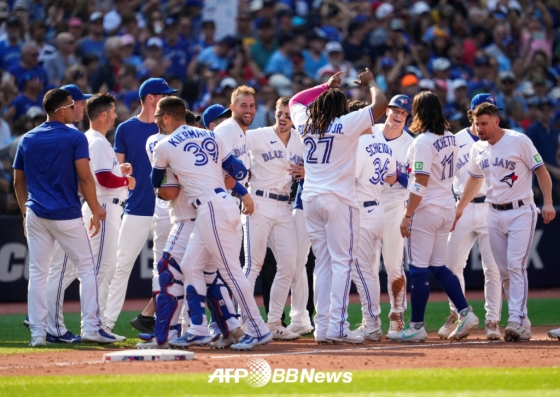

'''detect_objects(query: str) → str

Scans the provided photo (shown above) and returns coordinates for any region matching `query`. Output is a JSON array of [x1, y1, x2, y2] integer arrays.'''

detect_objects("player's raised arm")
[[288, 71, 344, 108], [353, 68, 388, 121]]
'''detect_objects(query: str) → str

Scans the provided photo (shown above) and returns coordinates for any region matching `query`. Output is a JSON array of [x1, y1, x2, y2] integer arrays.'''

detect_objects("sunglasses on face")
[[54, 100, 75, 113], [154, 112, 170, 118]]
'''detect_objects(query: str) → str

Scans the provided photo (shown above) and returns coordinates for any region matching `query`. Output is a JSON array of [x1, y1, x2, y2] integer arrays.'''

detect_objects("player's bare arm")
[[116, 152, 125, 164], [452, 175, 484, 231], [76, 158, 106, 237], [399, 173, 429, 238], [533, 165, 556, 224], [13, 169, 28, 236], [352, 68, 388, 121]]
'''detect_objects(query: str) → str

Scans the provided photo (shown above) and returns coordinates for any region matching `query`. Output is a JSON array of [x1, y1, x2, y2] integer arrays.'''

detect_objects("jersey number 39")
[[304, 136, 334, 164], [184, 138, 219, 166]]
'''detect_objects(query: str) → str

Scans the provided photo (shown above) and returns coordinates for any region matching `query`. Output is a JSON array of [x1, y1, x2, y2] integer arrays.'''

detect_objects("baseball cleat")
[[485, 320, 501, 340], [448, 309, 479, 340], [82, 328, 118, 344], [355, 319, 383, 341], [326, 330, 365, 344], [46, 331, 81, 344], [130, 315, 155, 334], [286, 323, 315, 336], [136, 337, 169, 349], [267, 321, 300, 341], [102, 325, 126, 342], [504, 322, 532, 341], [168, 333, 213, 349], [29, 336, 47, 347], [208, 322, 222, 342], [23, 316, 30, 330], [548, 328, 560, 340], [211, 326, 245, 349], [230, 332, 273, 351], [438, 311, 459, 339], [315, 339, 335, 345], [386, 323, 427, 343], [387, 312, 404, 338]]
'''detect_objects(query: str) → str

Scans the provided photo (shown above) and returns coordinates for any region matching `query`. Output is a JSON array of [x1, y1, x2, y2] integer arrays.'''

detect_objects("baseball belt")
[[112, 198, 126, 209], [363, 201, 379, 208], [491, 200, 524, 211], [255, 190, 290, 201]]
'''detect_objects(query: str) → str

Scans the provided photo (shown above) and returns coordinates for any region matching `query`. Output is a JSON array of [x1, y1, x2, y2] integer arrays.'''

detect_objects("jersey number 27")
[[304, 136, 334, 164]]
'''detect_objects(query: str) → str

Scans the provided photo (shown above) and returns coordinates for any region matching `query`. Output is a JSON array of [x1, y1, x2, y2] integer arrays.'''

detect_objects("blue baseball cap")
[[388, 94, 412, 115], [138, 78, 178, 98], [202, 104, 231, 128], [60, 84, 92, 101], [470, 93, 503, 110]]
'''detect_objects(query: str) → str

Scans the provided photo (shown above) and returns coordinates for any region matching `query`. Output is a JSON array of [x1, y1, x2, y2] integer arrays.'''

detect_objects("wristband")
[[408, 182, 426, 197]]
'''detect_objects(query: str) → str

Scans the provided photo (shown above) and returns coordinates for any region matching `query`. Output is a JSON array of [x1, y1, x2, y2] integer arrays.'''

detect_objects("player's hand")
[[22, 217, 27, 237], [400, 216, 411, 238], [241, 193, 254, 216], [353, 68, 375, 87], [97, 203, 107, 221], [288, 163, 305, 180], [89, 214, 101, 238], [541, 203, 556, 224], [127, 176, 136, 190], [326, 71, 344, 89], [451, 206, 464, 232], [120, 162, 133, 175]]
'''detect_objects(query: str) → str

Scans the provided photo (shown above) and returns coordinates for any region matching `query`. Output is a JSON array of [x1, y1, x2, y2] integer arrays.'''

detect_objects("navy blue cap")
[[202, 104, 231, 128], [388, 94, 412, 115], [60, 84, 92, 101], [138, 78, 178, 98], [470, 93, 503, 110]]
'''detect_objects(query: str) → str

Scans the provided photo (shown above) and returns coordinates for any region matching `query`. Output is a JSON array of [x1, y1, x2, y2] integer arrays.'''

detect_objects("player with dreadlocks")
[[290, 69, 387, 344]]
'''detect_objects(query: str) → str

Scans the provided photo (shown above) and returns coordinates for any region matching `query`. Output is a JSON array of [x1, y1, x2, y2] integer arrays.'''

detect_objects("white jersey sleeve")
[[214, 118, 249, 184], [467, 142, 485, 178], [518, 133, 545, 172], [453, 128, 487, 197], [355, 134, 396, 203], [338, 106, 375, 137]]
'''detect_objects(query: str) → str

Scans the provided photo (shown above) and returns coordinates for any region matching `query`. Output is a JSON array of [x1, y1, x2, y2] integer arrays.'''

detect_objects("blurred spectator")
[[162, 17, 194, 82], [117, 65, 140, 93], [3, 71, 44, 124], [90, 36, 122, 93], [103, 0, 145, 36], [7, 43, 48, 90], [342, 20, 369, 63], [62, 64, 90, 94], [121, 35, 143, 67], [0, 16, 23, 71], [265, 33, 295, 78], [0, 91, 11, 147], [78, 12, 106, 60], [197, 36, 233, 72], [43, 32, 78, 86], [198, 20, 216, 50], [302, 30, 328, 80], [315, 41, 357, 82], [251, 18, 276, 72], [68, 17, 83, 40]]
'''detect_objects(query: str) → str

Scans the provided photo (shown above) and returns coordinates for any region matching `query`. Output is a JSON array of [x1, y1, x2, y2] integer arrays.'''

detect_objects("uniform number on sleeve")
[[304, 136, 334, 164], [183, 137, 219, 166]]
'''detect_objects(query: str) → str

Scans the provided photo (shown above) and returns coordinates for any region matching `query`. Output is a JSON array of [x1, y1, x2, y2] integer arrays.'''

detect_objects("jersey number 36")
[[184, 138, 219, 166]]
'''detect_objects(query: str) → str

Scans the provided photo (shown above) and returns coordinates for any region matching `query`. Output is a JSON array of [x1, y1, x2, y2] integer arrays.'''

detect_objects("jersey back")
[[355, 133, 396, 203], [453, 128, 487, 198]]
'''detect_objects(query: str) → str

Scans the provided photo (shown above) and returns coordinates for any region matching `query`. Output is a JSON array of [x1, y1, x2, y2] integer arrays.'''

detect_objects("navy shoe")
[[138, 332, 153, 342], [46, 331, 82, 344], [23, 316, 30, 330]]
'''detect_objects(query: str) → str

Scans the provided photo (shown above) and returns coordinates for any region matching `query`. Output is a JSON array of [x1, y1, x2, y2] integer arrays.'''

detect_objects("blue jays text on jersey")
[[457, 153, 469, 171], [233, 144, 247, 158], [479, 157, 516, 171], [433, 135, 457, 152]]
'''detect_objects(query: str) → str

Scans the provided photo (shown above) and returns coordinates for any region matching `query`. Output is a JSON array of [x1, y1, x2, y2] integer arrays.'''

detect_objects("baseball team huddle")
[[13, 67, 560, 351]]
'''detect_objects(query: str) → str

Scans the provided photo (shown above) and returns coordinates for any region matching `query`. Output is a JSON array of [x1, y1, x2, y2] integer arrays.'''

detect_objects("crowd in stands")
[[1, 0, 560, 213]]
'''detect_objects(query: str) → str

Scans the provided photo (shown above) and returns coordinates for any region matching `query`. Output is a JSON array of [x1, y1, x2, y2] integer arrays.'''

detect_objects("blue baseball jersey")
[[163, 37, 193, 82], [13, 121, 89, 220], [7, 64, 49, 88], [0, 40, 21, 70], [113, 116, 158, 216], [10, 94, 44, 121]]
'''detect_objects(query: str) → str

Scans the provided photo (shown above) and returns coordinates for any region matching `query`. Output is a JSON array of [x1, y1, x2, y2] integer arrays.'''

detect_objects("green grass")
[[0, 368, 559, 396], [1, 298, 559, 354]]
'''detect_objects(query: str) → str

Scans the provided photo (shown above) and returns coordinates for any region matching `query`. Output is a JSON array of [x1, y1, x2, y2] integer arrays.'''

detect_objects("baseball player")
[[103, 78, 178, 334], [44, 94, 135, 343], [289, 69, 388, 344], [371, 96, 414, 336], [389, 91, 479, 343], [150, 97, 271, 350], [203, 104, 232, 131], [346, 100, 397, 340], [242, 96, 303, 341], [438, 94, 504, 340], [13, 88, 115, 346], [456, 102, 555, 341]]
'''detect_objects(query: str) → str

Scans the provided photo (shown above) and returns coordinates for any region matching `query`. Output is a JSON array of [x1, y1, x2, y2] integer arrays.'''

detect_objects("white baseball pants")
[[446, 202, 502, 321], [288, 208, 313, 328], [182, 191, 268, 338], [352, 205, 384, 328], [104, 214, 153, 329], [379, 201, 407, 314], [304, 194, 359, 340], [26, 209, 100, 338], [151, 201, 173, 293], [487, 204, 536, 324], [46, 199, 123, 335], [242, 195, 297, 323]]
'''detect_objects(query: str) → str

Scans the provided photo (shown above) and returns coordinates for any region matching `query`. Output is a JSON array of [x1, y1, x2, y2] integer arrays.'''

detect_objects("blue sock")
[[428, 266, 468, 313], [409, 265, 430, 323]]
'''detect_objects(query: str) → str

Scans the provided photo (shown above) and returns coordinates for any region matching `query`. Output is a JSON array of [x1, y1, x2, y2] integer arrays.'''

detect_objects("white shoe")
[[438, 311, 459, 339], [82, 328, 118, 344], [286, 323, 315, 336], [210, 327, 245, 349], [386, 323, 427, 343], [548, 328, 560, 340], [505, 322, 532, 341], [485, 320, 501, 340], [267, 321, 300, 341], [355, 319, 383, 341], [326, 330, 364, 344], [448, 308, 479, 340], [102, 325, 126, 342], [387, 312, 404, 338], [137, 337, 169, 349], [29, 336, 46, 347]]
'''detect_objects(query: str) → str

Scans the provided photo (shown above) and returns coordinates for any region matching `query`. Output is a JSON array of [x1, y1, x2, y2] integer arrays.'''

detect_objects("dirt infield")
[[1, 327, 559, 377]]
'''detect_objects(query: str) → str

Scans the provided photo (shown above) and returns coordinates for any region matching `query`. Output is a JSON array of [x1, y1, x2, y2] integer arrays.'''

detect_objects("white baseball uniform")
[[152, 125, 269, 338], [242, 126, 303, 324], [353, 133, 396, 328], [291, 103, 375, 340], [214, 118, 250, 188], [46, 129, 128, 336], [467, 129, 543, 324], [446, 128, 502, 321], [374, 124, 413, 315], [406, 131, 459, 268]]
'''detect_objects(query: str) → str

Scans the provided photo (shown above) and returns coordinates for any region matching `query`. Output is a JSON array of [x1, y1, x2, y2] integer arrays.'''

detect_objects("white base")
[[103, 349, 195, 362]]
